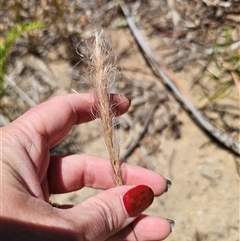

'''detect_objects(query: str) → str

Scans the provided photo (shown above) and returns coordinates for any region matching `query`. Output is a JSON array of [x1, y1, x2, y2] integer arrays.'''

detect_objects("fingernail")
[[165, 179, 172, 192], [59, 204, 74, 209], [50, 202, 74, 209], [122, 185, 154, 217], [167, 218, 175, 232]]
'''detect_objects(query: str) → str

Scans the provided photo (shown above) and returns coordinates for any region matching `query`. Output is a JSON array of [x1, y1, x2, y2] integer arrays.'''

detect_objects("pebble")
[[198, 164, 218, 179]]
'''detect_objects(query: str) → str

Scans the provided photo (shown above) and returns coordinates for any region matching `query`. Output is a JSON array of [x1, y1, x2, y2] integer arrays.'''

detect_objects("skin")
[[1, 93, 171, 241]]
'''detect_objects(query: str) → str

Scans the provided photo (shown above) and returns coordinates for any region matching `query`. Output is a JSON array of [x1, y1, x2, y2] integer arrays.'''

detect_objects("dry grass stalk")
[[89, 30, 122, 186], [86, 30, 139, 240]]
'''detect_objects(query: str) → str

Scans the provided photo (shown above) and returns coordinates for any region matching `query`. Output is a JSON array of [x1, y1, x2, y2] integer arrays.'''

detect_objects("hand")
[[1, 93, 173, 241]]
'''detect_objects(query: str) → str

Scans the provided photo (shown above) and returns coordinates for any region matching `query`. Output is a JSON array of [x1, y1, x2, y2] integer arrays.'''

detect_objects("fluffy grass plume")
[[78, 29, 138, 241], [88, 30, 123, 186]]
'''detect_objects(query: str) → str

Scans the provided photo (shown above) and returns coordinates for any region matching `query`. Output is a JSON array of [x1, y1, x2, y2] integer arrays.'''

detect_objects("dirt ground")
[[2, 1, 239, 241], [50, 27, 239, 241]]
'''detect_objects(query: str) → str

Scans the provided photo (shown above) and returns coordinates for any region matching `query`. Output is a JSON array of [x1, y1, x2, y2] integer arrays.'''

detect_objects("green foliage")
[[0, 21, 45, 98], [204, 27, 239, 103], [225, 27, 233, 46]]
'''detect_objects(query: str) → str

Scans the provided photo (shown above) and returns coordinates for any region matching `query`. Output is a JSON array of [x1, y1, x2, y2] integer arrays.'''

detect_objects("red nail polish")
[[122, 185, 154, 217]]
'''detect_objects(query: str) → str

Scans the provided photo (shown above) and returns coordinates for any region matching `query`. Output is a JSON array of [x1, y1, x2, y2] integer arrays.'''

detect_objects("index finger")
[[11, 93, 130, 147]]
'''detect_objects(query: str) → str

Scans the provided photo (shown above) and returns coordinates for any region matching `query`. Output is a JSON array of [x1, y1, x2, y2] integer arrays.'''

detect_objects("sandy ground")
[[50, 107, 239, 241], [49, 29, 239, 241], [2, 1, 239, 240]]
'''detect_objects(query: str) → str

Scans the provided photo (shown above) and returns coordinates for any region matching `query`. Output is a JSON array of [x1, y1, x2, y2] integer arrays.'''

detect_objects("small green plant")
[[203, 27, 239, 103], [0, 21, 45, 98]]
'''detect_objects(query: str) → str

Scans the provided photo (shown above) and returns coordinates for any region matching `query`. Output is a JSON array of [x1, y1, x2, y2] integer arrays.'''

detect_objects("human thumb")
[[68, 185, 154, 241]]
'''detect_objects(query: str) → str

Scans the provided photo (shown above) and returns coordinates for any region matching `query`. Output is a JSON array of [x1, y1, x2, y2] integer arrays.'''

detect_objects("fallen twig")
[[120, 101, 160, 161], [120, 2, 240, 156], [4, 75, 37, 108], [140, 145, 155, 170]]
